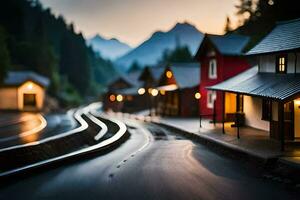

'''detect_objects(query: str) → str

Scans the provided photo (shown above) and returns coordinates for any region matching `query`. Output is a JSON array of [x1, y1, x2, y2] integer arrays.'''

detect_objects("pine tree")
[[0, 27, 10, 83]]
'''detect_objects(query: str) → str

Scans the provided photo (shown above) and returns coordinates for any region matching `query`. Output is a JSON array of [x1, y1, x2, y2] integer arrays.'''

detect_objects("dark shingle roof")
[[208, 34, 250, 56], [169, 63, 200, 89], [247, 18, 300, 55], [195, 34, 250, 57], [3, 71, 50, 87], [208, 66, 300, 101]]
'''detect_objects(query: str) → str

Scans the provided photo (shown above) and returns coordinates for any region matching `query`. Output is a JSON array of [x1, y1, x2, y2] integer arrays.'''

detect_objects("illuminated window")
[[207, 91, 217, 109], [208, 59, 217, 79], [276, 55, 287, 74], [109, 94, 116, 102], [166, 70, 173, 78]]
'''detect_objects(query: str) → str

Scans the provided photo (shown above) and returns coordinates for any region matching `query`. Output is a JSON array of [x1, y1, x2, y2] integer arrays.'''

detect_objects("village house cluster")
[[104, 18, 300, 151]]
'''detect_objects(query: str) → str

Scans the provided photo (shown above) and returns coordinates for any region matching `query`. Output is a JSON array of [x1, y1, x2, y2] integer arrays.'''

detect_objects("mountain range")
[[115, 22, 204, 72], [87, 35, 132, 60]]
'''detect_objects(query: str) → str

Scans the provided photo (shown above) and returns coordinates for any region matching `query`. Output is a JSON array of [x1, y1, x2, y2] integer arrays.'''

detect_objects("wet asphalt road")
[[0, 119, 298, 200], [0, 112, 77, 149]]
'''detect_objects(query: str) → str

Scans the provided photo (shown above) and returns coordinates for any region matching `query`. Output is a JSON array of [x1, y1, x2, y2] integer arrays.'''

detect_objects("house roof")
[[208, 66, 300, 102], [247, 18, 300, 55], [195, 33, 250, 57], [168, 63, 200, 89], [3, 71, 50, 87], [110, 70, 142, 89]]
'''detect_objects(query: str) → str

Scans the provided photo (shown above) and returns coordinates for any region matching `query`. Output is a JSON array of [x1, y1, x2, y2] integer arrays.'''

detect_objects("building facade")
[[195, 34, 251, 121], [156, 63, 200, 117], [208, 19, 300, 150]]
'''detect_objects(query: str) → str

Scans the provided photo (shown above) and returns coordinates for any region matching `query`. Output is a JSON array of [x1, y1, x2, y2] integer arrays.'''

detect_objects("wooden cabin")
[[0, 71, 49, 111], [156, 63, 200, 117]]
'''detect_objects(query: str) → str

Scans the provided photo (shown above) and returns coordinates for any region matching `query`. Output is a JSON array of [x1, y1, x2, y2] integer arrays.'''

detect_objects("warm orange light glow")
[[109, 94, 116, 102], [195, 92, 201, 100], [116, 94, 123, 102], [148, 88, 153, 94], [166, 70, 173, 78], [160, 90, 166, 95], [27, 83, 34, 90], [294, 99, 300, 105], [151, 89, 159, 96], [138, 88, 146, 95], [20, 114, 47, 144], [127, 95, 133, 101]]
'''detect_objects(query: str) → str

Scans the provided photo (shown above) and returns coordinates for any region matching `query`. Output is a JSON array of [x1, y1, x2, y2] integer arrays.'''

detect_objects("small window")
[[208, 59, 217, 79], [207, 91, 217, 109], [262, 99, 272, 120], [276, 55, 287, 74]]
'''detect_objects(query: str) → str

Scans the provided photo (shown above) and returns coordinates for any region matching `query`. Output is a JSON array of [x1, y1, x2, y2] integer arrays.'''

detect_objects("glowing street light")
[[116, 94, 123, 102], [195, 92, 202, 129], [138, 88, 146, 95], [151, 89, 159, 97], [109, 94, 116, 102], [195, 92, 201, 100]]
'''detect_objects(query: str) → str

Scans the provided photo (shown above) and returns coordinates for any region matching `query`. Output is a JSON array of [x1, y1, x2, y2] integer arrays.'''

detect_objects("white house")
[[208, 18, 300, 150]]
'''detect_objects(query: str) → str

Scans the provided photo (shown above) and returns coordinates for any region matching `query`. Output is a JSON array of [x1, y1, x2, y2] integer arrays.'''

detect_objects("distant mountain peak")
[[170, 22, 198, 32], [115, 22, 204, 71], [87, 34, 132, 60]]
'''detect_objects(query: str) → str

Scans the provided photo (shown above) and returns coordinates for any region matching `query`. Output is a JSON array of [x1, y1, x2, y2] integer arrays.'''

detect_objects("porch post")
[[222, 92, 225, 134], [213, 100, 216, 126], [278, 101, 285, 151]]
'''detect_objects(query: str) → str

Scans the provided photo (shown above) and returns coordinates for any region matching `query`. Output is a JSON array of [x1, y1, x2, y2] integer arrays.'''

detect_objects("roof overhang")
[[207, 67, 300, 103]]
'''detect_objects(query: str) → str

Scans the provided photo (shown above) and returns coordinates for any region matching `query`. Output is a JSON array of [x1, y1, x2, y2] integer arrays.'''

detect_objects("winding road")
[[0, 116, 298, 200]]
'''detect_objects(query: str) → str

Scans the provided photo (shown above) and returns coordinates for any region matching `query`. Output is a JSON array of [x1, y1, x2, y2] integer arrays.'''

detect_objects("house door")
[[23, 93, 37, 108], [294, 100, 300, 138]]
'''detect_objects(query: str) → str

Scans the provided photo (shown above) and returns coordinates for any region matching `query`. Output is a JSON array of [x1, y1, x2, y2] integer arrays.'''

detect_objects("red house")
[[195, 34, 251, 121]]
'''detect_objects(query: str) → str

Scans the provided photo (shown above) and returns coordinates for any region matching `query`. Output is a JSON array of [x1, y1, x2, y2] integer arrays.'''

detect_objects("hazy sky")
[[40, 0, 239, 47]]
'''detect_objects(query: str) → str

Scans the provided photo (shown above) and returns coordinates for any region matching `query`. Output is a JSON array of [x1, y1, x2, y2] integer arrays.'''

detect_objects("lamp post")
[[195, 92, 202, 129]]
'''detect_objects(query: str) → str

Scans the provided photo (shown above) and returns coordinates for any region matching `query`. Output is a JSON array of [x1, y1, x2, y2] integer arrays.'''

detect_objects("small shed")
[[0, 71, 50, 111]]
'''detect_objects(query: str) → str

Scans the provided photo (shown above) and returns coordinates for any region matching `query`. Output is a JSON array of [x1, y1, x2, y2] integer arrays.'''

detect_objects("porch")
[[153, 116, 300, 159]]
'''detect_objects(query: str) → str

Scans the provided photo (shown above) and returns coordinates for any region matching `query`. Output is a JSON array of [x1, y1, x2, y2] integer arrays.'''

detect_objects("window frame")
[[276, 55, 287, 74], [207, 91, 217, 109], [208, 59, 217, 79]]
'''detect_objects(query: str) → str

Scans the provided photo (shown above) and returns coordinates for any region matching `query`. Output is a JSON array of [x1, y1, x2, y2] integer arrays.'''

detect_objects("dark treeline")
[[0, 0, 116, 105], [227, 0, 300, 49]]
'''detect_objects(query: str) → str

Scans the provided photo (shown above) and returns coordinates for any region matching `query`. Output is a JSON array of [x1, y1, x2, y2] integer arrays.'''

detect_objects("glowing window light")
[[160, 90, 166, 95], [151, 89, 159, 97], [138, 88, 146, 95], [195, 92, 201, 100], [109, 94, 116, 102], [166, 70, 173, 78], [116, 94, 123, 102]]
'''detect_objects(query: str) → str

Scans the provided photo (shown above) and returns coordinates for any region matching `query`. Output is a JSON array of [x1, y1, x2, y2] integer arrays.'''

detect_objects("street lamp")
[[138, 87, 146, 95], [195, 92, 202, 129], [116, 94, 123, 102]]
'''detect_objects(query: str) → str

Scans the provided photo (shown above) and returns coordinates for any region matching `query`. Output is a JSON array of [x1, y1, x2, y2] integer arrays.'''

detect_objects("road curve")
[[0, 117, 298, 200]]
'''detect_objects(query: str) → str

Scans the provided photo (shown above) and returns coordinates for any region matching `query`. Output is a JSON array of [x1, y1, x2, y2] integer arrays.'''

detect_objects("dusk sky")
[[40, 0, 239, 47]]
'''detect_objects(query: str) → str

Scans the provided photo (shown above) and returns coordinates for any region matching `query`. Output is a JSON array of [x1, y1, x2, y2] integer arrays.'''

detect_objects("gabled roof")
[[109, 70, 142, 89], [168, 63, 200, 89], [195, 33, 250, 57], [3, 71, 50, 87], [208, 66, 300, 102], [139, 65, 165, 82], [247, 18, 300, 55]]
